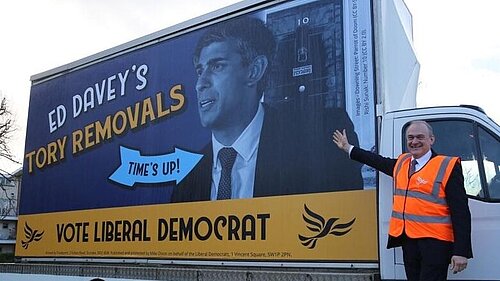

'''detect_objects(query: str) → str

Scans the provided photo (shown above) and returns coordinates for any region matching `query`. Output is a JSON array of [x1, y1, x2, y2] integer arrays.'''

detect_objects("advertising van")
[[1, 0, 498, 280]]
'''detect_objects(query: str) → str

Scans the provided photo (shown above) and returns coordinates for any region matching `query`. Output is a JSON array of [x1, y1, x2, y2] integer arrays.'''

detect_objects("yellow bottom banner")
[[17, 190, 377, 261]]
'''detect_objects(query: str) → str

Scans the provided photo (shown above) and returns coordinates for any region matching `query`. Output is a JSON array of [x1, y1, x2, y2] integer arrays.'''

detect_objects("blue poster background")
[[22, 29, 210, 214], [21, 0, 376, 215]]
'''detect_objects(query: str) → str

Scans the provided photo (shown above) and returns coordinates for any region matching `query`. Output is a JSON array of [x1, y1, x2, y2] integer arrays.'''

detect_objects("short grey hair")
[[406, 120, 434, 137]]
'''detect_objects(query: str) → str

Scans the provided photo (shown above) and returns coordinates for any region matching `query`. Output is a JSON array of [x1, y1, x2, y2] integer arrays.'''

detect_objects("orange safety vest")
[[388, 153, 459, 242]]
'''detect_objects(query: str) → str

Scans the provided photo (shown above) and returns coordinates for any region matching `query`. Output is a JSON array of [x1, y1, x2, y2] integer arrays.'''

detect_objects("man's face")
[[194, 41, 253, 130], [406, 122, 435, 159]]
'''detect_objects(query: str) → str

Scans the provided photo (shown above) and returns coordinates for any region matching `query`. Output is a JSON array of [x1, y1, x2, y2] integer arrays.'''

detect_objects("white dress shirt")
[[411, 149, 432, 172], [210, 103, 264, 200]]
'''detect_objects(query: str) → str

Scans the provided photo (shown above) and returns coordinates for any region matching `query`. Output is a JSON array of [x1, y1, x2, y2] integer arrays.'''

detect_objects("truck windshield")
[[404, 120, 500, 201]]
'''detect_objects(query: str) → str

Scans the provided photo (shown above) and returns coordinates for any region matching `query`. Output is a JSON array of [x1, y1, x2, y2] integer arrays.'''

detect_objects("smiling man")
[[333, 121, 473, 281], [171, 16, 363, 202]]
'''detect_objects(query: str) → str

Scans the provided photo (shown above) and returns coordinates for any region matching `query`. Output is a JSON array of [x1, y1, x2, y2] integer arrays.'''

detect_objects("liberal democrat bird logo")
[[21, 222, 44, 249], [298, 204, 356, 249]]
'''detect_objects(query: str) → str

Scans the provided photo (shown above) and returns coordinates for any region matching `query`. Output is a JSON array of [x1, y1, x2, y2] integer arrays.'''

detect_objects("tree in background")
[[0, 97, 16, 164], [0, 97, 18, 219]]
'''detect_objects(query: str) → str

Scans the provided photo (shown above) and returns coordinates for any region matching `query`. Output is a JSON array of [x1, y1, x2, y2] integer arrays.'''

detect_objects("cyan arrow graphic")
[[109, 146, 203, 187]]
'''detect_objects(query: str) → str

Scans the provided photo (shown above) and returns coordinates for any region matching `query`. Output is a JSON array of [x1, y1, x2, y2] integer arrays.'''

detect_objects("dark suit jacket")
[[171, 103, 363, 202], [350, 147, 473, 258]]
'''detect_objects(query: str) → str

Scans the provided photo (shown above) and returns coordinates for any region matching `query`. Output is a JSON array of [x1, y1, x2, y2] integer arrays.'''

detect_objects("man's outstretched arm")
[[332, 129, 396, 176]]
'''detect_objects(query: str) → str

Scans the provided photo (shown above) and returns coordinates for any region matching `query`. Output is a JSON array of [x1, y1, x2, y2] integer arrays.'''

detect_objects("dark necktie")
[[409, 159, 418, 176], [217, 147, 237, 200]]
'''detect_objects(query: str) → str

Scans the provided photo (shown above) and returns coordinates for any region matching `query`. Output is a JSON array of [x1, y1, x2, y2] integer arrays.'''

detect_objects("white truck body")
[[1, 0, 499, 280]]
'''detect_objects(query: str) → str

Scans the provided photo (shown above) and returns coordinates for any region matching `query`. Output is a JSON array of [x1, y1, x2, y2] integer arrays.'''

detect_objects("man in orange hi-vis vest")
[[333, 120, 472, 281]]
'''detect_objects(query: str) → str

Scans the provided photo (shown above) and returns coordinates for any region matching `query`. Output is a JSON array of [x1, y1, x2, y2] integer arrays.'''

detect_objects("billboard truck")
[[1, 0, 499, 280]]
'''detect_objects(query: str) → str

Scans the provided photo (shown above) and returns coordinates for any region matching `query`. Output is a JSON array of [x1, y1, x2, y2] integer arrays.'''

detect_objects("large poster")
[[18, 0, 376, 263]]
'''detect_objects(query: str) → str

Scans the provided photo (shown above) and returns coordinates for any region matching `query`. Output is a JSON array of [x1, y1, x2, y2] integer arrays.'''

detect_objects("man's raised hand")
[[332, 129, 351, 153]]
